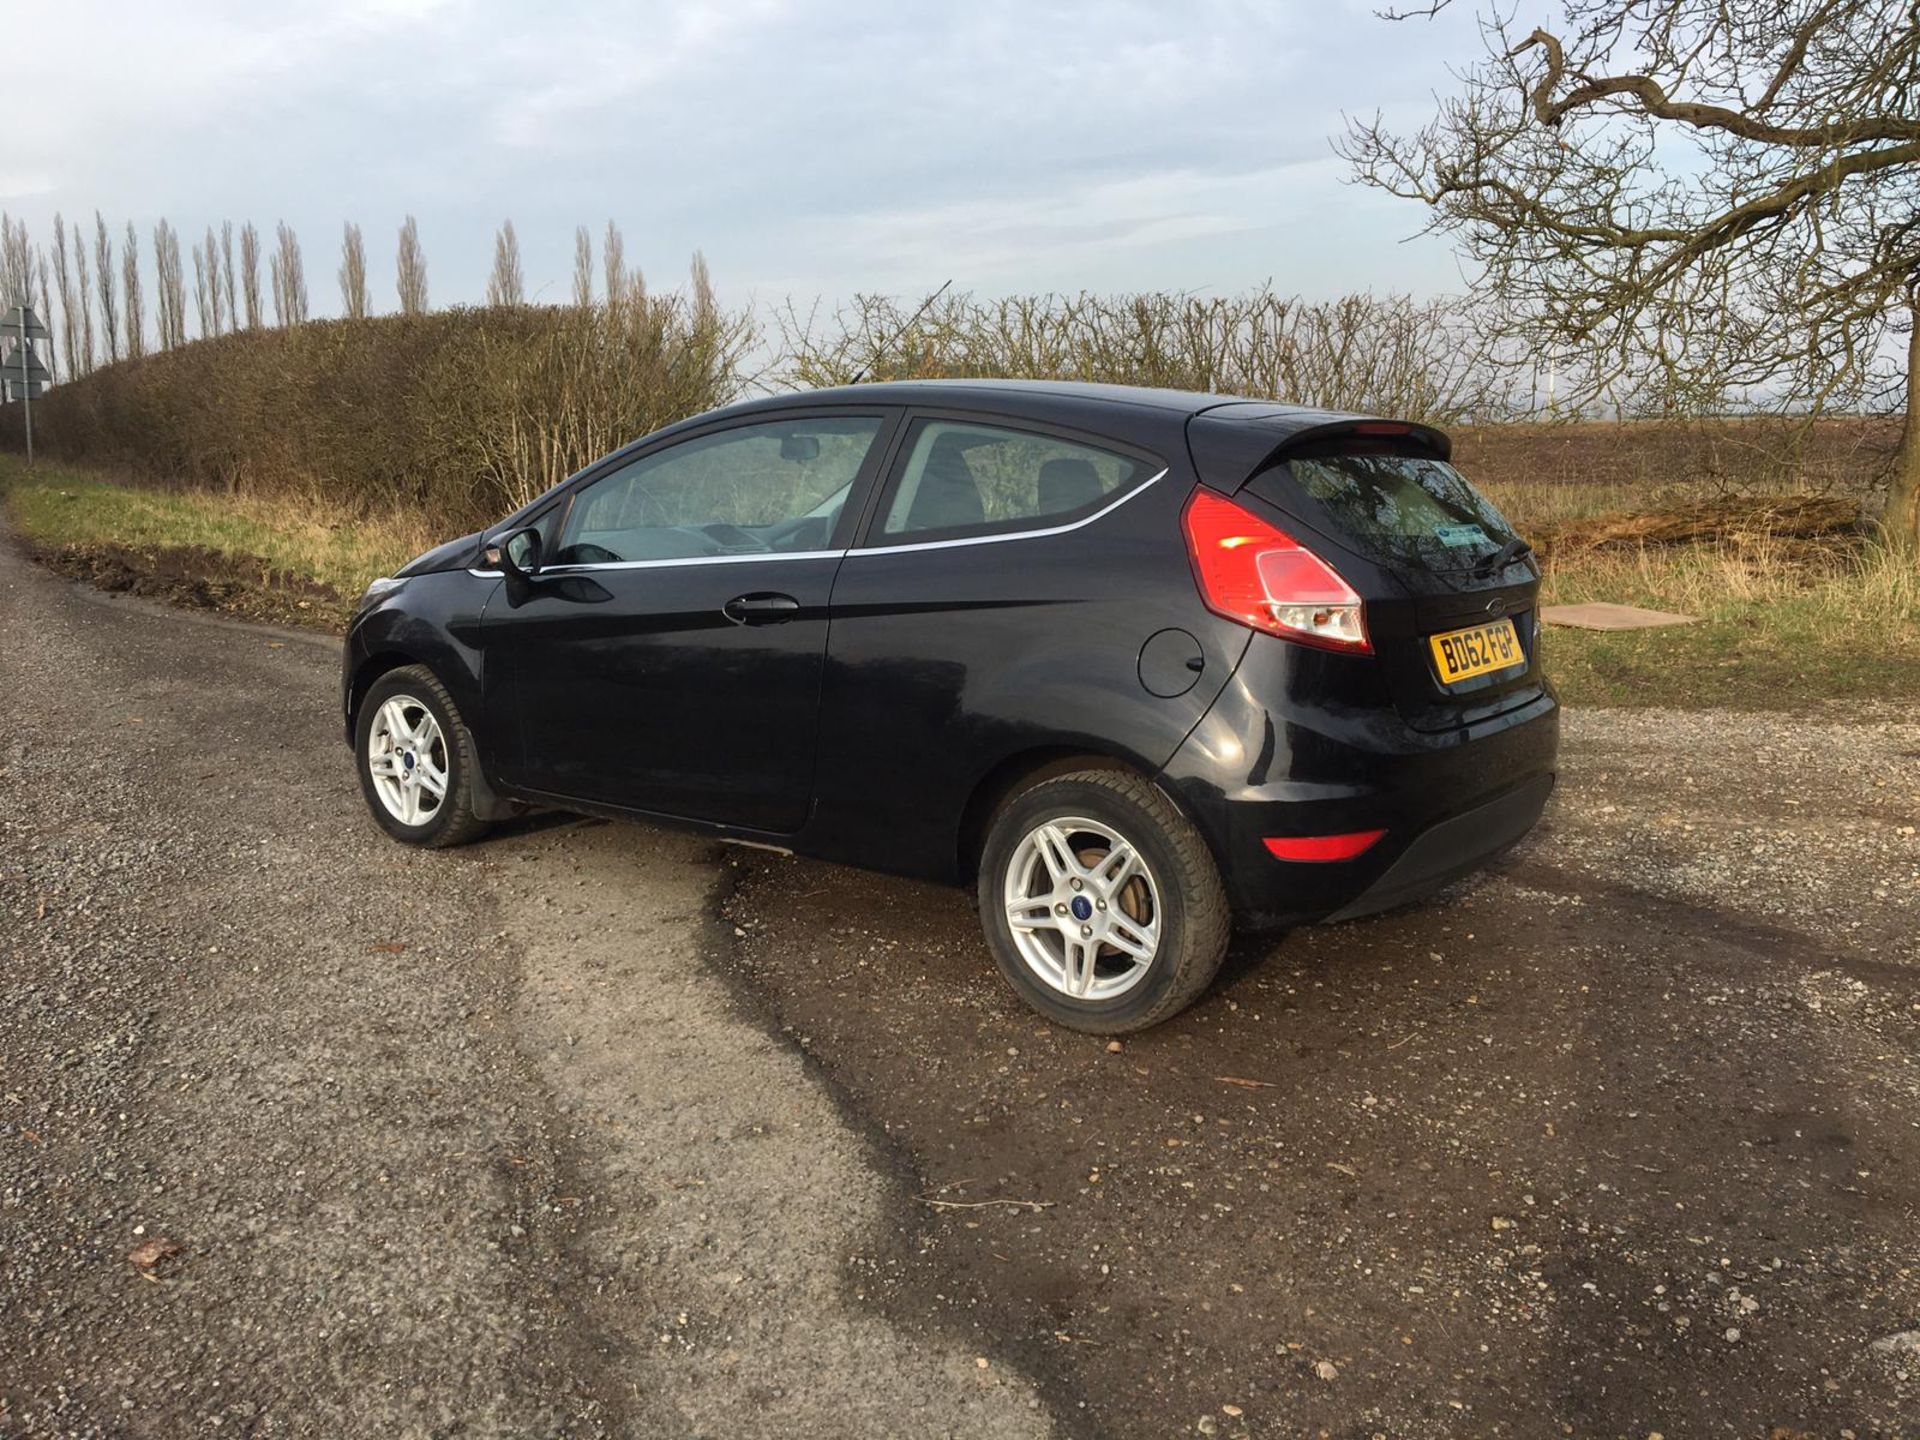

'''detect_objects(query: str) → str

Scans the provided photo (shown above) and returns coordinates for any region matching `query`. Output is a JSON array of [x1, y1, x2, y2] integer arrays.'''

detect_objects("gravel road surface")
[[0, 530, 1047, 1438], [3, 522, 1917, 1438]]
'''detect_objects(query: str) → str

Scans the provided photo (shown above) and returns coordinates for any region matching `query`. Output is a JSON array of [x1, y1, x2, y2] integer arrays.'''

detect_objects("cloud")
[[781, 163, 1321, 293], [0, 173, 57, 202], [491, 0, 793, 148], [6, 0, 1482, 309]]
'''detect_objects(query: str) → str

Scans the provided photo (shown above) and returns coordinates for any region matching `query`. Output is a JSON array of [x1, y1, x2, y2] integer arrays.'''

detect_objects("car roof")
[[700, 380, 1451, 468], [715, 377, 1349, 424]]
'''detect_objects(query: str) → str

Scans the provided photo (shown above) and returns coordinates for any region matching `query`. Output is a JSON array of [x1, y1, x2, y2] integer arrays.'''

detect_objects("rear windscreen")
[[1278, 453, 1520, 571]]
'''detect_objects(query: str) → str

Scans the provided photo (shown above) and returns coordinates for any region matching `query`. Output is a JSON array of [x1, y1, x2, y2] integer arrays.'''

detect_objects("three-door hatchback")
[[345, 381, 1559, 1031]]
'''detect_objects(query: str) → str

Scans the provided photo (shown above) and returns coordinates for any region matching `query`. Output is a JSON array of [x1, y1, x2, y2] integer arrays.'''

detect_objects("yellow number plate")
[[1429, 617, 1524, 685]]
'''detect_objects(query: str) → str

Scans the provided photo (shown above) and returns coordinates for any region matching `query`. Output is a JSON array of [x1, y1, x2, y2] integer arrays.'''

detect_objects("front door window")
[[553, 416, 884, 566]]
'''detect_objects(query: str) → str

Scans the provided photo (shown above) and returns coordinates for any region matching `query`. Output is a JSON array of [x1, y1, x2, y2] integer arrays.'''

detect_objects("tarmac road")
[[2, 522, 1917, 1438]]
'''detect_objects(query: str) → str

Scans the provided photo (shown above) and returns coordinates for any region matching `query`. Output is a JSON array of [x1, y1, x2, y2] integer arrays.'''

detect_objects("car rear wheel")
[[978, 768, 1230, 1032], [355, 665, 490, 848]]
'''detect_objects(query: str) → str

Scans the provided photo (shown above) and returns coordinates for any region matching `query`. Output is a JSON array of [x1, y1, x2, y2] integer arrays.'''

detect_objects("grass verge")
[[1536, 536, 1920, 709], [3, 453, 1914, 709], [0, 456, 436, 630]]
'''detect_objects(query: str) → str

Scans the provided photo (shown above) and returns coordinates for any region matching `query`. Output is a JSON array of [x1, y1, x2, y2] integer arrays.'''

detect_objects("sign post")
[[2, 303, 52, 465]]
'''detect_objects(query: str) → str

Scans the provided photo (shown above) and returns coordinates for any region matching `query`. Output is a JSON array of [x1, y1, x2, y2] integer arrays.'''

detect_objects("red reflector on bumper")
[[1263, 830, 1386, 862]]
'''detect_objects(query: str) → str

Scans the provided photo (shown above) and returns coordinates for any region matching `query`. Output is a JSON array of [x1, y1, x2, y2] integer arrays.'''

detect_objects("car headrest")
[[1038, 457, 1103, 514], [906, 434, 986, 530]]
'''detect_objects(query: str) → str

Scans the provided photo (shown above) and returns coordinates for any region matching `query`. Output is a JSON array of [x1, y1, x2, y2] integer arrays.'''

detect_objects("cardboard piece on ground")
[[1540, 601, 1697, 631]]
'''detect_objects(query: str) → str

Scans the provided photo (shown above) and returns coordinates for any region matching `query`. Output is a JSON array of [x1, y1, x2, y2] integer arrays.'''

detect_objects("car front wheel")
[[355, 665, 490, 848], [978, 768, 1230, 1033]]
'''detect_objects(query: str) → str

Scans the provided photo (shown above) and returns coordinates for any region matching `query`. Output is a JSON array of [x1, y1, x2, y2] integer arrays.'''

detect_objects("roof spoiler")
[[1187, 411, 1452, 494]]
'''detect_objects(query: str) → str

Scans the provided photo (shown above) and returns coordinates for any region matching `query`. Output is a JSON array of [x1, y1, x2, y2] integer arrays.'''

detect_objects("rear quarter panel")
[[802, 469, 1249, 881]]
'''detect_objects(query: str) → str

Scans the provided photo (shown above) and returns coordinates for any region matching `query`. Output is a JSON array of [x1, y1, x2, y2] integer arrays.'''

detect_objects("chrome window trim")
[[461, 466, 1168, 577], [850, 466, 1168, 556], [466, 548, 845, 578]]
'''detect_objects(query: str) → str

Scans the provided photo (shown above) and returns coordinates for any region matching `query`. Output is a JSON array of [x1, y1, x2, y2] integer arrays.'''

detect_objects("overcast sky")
[[7, 0, 1487, 314]]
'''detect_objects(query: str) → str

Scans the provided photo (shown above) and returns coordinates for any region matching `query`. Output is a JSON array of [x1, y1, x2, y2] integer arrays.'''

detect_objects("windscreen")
[[1278, 452, 1521, 572]]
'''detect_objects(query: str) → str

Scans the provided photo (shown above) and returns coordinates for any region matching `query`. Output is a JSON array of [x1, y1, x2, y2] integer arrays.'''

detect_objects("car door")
[[486, 410, 896, 834]]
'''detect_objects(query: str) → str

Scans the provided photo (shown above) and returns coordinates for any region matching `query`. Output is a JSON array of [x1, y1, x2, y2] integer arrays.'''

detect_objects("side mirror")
[[488, 526, 543, 581]]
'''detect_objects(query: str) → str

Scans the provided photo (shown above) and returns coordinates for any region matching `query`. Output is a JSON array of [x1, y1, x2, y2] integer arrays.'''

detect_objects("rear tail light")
[[1263, 830, 1385, 862], [1181, 491, 1370, 653]]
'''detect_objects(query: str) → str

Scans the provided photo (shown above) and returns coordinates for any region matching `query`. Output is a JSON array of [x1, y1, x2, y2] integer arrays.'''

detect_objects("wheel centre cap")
[[402, 751, 415, 771], [1069, 895, 1093, 922]]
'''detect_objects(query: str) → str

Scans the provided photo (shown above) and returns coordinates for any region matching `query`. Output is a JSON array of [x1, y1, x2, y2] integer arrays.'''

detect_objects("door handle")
[[723, 592, 801, 625]]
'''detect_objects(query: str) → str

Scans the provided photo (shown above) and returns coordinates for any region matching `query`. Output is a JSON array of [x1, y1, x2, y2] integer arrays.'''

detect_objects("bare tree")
[[603, 220, 626, 307], [487, 219, 524, 306], [689, 250, 716, 329], [396, 215, 428, 315], [572, 225, 593, 308], [204, 226, 224, 335], [339, 221, 369, 320], [192, 242, 212, 338], [239, 222, 262, 329], [153, 219, 186, 349], [35, 250, 54, 377], [50, 214, 80, 378], [1341, 0, 1920, 543], [779, 287, 1499, 421], [0, 214, 32, 306], [219, 222, 237, 331], [122, 222, 145, 361], [94, 213, 119, 363], [73, 230, 96, 372], [272, 222, 308, 326]]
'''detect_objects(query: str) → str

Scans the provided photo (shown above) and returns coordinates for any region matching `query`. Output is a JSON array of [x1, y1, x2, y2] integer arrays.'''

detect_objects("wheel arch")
[[956, 748, 1144, 883], [350, 648, 518, 823], [347, 648, 430, 738]]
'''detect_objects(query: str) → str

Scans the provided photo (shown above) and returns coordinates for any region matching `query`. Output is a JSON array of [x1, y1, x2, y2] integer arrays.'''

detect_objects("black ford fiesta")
[[344, 381, 1558, 1031]]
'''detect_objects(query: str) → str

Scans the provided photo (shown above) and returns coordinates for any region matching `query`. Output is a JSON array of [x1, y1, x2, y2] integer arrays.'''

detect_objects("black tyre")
[[977, 768, 1231, 1033], [355, 665, 491, 848]]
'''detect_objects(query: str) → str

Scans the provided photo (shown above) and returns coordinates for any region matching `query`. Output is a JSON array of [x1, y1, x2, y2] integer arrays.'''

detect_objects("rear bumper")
[[1323, 772, 1553, 922], [1157, 633, 1559, 924]]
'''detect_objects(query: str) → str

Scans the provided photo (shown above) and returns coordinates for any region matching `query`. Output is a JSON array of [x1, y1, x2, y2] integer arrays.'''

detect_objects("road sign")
[[2, 303, 49, 341], [2, 342, 52, 387], [4, 304, 49, 462]]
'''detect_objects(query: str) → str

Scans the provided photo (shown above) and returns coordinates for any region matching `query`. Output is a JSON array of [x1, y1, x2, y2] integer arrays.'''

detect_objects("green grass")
[[0, 455, 434, 599], [1537, 537, 1920, 708]]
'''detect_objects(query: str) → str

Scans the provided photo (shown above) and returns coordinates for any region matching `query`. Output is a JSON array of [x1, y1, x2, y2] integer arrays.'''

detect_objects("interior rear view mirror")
[[780, 434, 820, 463]]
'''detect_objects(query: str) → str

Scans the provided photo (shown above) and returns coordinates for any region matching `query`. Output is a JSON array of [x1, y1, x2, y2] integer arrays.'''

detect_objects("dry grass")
[[1475, 438, 1918, 707], [1536, 535, 1920, 708], [0, 456, 437, 598], [1544, 533, 1914, 620]]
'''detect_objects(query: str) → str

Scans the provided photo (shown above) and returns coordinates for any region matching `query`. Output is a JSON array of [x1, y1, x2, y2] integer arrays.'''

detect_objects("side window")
[[876, 419, 1153, 541], [552, 416, 884, 566]]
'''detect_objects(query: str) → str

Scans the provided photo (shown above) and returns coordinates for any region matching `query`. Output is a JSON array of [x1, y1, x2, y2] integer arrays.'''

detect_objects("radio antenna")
[[848, 278, 953, 386]]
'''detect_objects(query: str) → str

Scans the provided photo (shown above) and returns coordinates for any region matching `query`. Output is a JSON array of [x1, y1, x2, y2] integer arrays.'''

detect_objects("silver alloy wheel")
[[366, 693, 450, 826], [1002, 815, 1162, 1001]]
